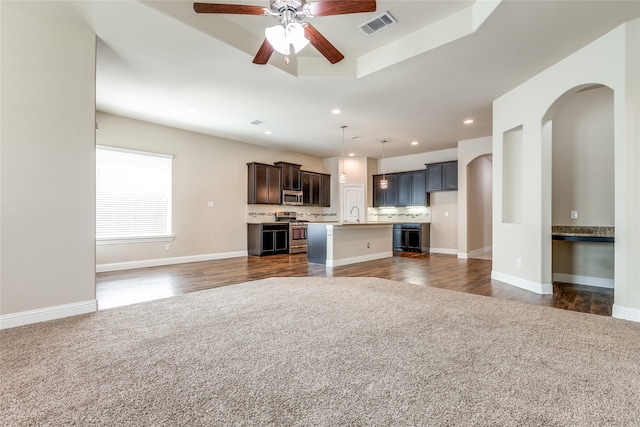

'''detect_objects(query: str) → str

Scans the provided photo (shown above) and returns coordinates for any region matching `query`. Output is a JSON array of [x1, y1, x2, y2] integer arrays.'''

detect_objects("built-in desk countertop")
[[551, 226, 614, 243]]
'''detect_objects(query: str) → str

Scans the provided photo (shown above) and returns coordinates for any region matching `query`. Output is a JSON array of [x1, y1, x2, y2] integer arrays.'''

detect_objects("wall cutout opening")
[[502, 126, 523, 224]]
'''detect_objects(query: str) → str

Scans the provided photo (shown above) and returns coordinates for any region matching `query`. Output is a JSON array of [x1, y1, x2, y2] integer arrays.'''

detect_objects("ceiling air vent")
[[358, 12, 397, 36]]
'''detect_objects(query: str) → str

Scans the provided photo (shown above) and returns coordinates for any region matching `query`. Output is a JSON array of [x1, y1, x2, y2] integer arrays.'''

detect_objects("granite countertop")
[[552, 226, 614, 242]]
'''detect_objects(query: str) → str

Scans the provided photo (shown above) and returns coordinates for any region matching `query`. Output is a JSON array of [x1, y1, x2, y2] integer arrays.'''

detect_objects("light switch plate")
[[571, 210, 578, 219]]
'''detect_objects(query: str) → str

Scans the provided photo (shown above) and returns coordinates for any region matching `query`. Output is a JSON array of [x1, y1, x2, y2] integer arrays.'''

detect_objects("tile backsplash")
[[367, 207, 431, 223], [247, 205, 337, 223], [247, 205, 430, 223]]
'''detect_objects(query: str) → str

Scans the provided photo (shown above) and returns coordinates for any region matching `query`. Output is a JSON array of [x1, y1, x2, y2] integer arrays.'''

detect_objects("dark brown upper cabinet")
[[302, 171, 331, 207], [274, 162, 302, 191], [247, 162, 281, 205]]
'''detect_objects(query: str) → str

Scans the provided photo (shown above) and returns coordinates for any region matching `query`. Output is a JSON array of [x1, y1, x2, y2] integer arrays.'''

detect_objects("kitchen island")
[[307, 222, 393, 267]]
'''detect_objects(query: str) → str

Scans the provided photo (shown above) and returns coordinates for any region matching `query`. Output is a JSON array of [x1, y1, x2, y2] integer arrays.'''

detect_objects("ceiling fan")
[[193, 0, 377, 64]]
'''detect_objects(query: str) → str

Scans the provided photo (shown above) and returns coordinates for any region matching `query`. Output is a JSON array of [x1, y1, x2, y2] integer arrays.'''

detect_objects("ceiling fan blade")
[[307, 0, 376, 17], [193, 3, 267, 15], [253, 39, 274, 64], [304, 24, 344, 64]]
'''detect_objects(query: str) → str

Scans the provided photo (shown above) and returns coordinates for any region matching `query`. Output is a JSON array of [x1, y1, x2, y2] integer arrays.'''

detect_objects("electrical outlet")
[[571, 210, 578, 220], [367, 242, 370, 248], [165, 243, 171, 251], [208, 201, 214, 208]]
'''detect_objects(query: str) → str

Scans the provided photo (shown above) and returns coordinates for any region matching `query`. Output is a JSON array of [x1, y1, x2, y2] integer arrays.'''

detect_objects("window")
[[96, 145, 173, 243]]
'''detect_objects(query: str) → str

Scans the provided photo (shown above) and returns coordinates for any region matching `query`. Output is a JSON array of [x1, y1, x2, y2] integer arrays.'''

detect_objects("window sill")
[[96, 236, 174, 245]]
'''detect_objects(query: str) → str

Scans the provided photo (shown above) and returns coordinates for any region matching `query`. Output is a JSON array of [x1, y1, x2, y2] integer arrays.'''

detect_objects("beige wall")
[[96, 112, 326, 267], [428, 191, 458, 254], [1, 2, 97, 323], [552, 87, 614, 226]]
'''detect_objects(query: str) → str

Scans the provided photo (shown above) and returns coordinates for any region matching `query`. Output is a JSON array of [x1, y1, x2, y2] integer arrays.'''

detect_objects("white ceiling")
[[61, 0, 639, 158]]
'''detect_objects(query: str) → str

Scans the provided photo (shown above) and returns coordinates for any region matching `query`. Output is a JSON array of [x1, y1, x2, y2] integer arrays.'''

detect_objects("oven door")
[[289, 224, 308, 253]]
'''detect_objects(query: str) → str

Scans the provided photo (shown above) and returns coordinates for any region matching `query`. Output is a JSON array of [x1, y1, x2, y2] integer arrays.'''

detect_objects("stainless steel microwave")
[[282, 190, 303, 206]]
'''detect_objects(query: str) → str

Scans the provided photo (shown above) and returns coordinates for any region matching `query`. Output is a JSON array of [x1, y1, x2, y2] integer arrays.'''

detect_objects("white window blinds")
[[96, 145, 173, 241]]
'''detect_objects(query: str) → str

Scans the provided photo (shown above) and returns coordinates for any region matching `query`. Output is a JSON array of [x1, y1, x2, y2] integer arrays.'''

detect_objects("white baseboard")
[[468, 246, 492, 258], [457, 252, 469, 259], [553, 273, 614, 289], [96, 250, 248, 272], [327, 251, 393, 267], [0, 299, 97, 330], [491, 270, 553, 295], [429, 247, 458, 255], [612, 304, 640, 323]]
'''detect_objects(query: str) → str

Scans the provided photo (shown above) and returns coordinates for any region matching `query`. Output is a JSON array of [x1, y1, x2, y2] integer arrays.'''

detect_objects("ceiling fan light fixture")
[[265, 22, 309, 56], [265, 25, 289, 55], [287, 22, 310, 53]]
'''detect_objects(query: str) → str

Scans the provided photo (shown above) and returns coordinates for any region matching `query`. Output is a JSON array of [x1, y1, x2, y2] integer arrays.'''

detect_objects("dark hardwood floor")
[[96, 252, 614, 316]]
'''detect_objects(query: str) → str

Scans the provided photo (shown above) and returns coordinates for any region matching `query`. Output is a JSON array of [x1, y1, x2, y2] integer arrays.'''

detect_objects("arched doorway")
[[467, 155, 493, 260], [543, 84, 615, 310]]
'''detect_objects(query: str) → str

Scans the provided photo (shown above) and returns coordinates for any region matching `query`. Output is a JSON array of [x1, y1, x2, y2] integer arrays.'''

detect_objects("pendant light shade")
[[339, 125, 347, 183]]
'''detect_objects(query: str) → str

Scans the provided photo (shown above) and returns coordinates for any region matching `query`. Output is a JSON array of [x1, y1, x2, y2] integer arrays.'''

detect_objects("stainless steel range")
[[275, 211, 308, 254]]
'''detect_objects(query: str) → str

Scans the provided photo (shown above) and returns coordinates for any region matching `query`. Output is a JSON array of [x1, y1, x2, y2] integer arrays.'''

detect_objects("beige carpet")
[[2, 277, 640, 426]]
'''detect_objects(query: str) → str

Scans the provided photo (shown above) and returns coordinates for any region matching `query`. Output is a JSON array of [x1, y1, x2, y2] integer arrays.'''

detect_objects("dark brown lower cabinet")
[[247, 223, 289, 256], [392, 223, 430, 252]]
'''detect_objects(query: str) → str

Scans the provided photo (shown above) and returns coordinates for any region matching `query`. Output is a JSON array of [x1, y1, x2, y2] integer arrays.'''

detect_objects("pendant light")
[[380, 140, 388, 189], [339, 125, 347, 183]]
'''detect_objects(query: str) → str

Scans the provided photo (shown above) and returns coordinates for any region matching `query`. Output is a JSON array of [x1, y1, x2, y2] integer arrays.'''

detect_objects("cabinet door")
[[392, 226, 403, 251], [291, 167, 301, 191], [261, 230, 276, 253], [373, 175, 384, 207], [397, 172, 412, 207], [411, 170, 426, 206], [373, 174, 398, 207], [311, 174, 321, 206], [406, 230, 421, 251], [426, 163, 443, 192], [280, 164, 292, 190], [253, 163, 269, 204], [302, 172, 322, 206], [274, 229, 288, 252], [267, 166, 282, 204], [302, 172, 312, 205], [443, 161, 458, 190], [321, 174, 331, 207], [277, 163, 301, 191], [385, 174, 398, 207]]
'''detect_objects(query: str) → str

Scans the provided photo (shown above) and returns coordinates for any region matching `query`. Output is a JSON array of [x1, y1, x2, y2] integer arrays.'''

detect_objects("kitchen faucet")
[[349, 206, 360, 223]]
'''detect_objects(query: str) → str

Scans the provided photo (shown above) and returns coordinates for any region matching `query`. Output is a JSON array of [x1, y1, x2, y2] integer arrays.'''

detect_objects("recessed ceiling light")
[[349, 153, 355, 156], [331, 109, 341, 114], [464, 119, 474, 124], [411, 141, 418, 145], [250, 119, 264, 125], [264, 130, 272, 135]]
